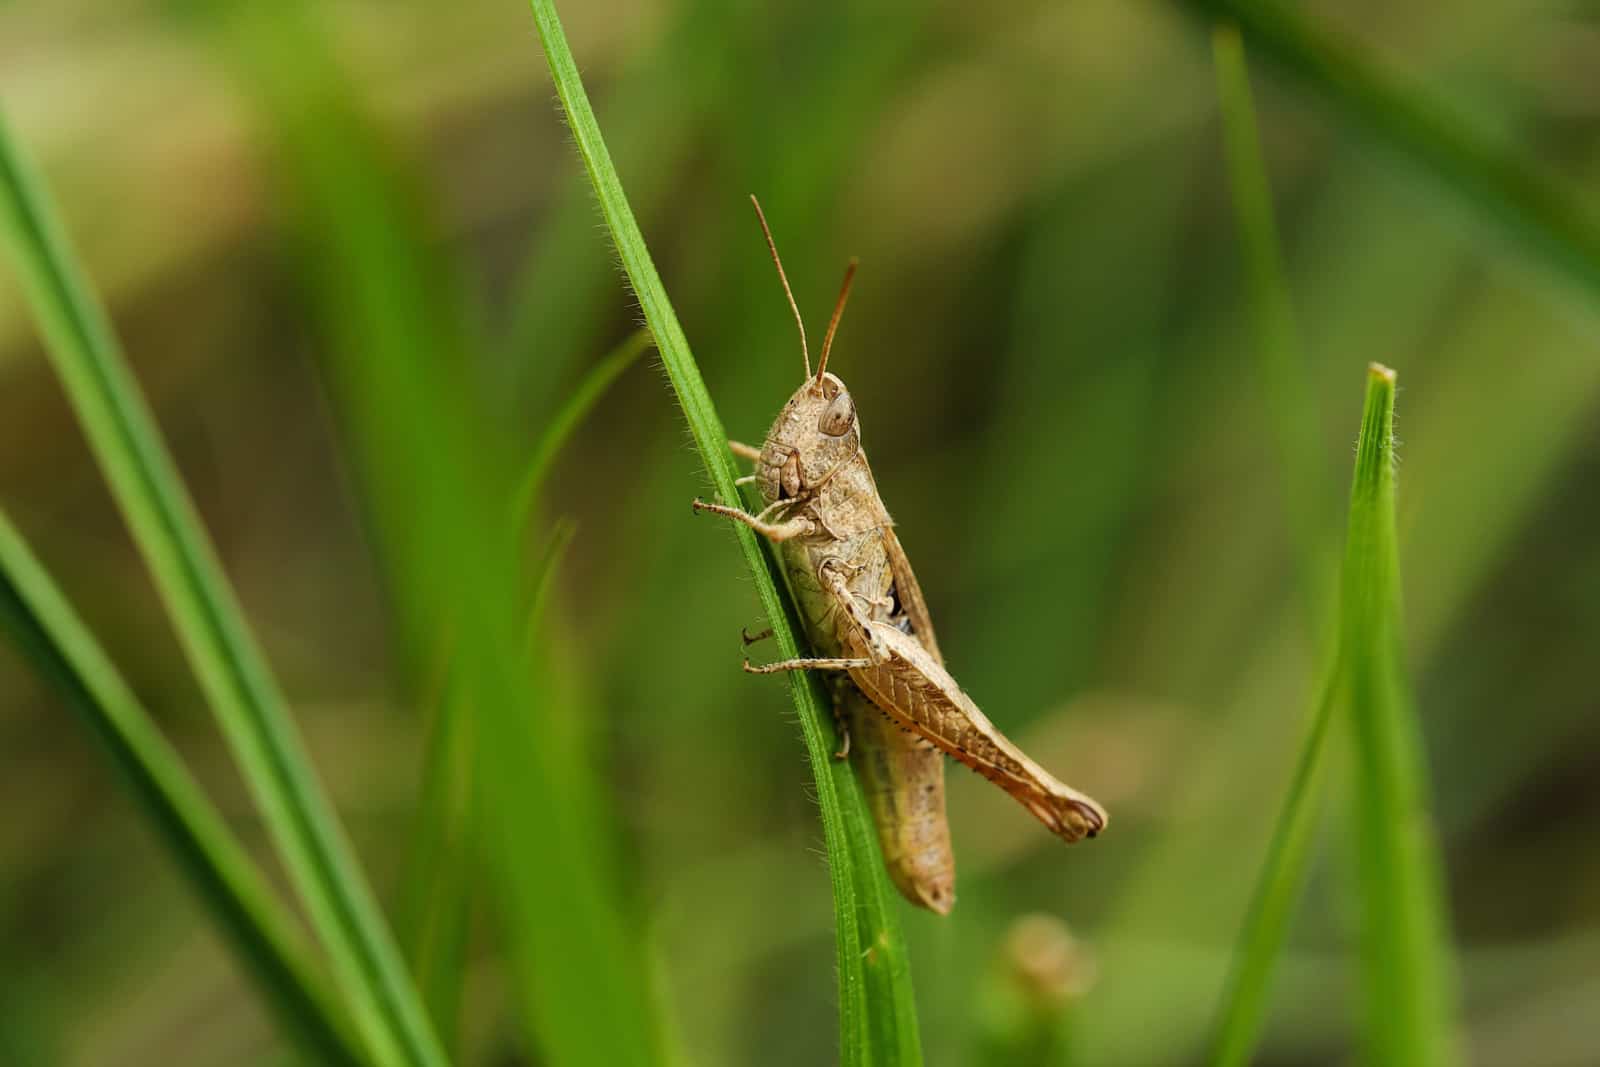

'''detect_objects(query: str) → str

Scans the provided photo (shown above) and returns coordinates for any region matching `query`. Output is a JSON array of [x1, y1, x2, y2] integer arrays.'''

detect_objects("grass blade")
[[525, 2, 923, 1063], [1210, 23, 1333, 622], [1339, 364, 1458, 1066], [402, 333, 646, 1055], [1204, 671, 1339, 1067], [221, 6, 670, 1064], [1182, 0, 1600, 309], [0, 112, 445, 1067], [1204, 30, 1341, 1066], [0, 511, 367, 1067], [399, 667, 473, 1057], [511, 329, 652, 535]]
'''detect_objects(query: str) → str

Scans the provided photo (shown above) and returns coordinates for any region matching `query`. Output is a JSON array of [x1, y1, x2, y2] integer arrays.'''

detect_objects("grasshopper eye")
[[818, 392, 856, 437]]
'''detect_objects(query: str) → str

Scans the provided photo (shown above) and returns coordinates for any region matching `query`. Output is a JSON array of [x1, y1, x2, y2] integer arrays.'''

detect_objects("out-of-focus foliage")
[[1, 1, 1598, 1065]]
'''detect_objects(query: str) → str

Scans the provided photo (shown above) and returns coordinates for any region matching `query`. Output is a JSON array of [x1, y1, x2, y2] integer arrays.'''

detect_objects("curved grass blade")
[[0, 511, 367, 1067], [220, 6, 671, 1063], [511, 329, 652, 535], [0, 112, 445, 1067], [524, 2, 923, 1063], [1182, 0, 1600, 309], [1339, 364, 1458, 1066]]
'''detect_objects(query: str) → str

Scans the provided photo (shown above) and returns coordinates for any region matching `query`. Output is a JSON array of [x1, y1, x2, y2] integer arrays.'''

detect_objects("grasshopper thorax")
[[757, 372, 860, 506]]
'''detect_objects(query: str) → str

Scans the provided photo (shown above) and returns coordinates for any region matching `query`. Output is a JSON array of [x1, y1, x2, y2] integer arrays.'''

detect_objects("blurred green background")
[[2, 1, 1598, 1064]]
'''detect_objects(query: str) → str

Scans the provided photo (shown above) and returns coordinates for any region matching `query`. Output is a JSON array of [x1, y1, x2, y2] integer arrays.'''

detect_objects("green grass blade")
[[0, 511, 367, 1067], [1210, 23, 1333, 622], [1203, 30, 1342, 1066], [511, 329, 652, 537], [525, 2, 923, 1063], [1183, 0, 1600, 308], [1338, 364, 1458, 1066], [0, 112, 445, 1067], [399, 667, 473, 1058], [1204, 671, 1339, 1067], [402, 329, 640, 1054], [221, 6, 669, 1063]]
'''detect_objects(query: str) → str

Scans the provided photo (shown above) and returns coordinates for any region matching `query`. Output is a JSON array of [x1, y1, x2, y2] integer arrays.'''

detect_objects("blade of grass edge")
[[1340, 364, 1458, 1066], [1182, 0, 1600, 312], [524, 3, 923, 1064], [0, 510, 367, 1067], [0, 112, 444, 1067]]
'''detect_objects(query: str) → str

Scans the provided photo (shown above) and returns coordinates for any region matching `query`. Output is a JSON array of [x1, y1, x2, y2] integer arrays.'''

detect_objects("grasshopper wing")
[[882, 524, 943, 664], [848, 624, 1106, 844]]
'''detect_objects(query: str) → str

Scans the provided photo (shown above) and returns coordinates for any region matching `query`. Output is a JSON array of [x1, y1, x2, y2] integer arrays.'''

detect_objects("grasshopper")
[[694, 197, 1106, 912]]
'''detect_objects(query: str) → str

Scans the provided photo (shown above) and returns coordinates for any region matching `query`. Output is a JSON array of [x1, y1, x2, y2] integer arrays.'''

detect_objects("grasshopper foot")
[[831, 708, 852, 760]]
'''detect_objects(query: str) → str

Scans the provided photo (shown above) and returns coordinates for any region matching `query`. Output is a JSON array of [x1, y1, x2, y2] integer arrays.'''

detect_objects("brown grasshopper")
[[696, 197, 1106, 912]]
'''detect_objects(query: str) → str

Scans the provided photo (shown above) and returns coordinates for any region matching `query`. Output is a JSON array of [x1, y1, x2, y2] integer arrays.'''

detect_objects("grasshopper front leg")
[[692, 498, 815, 542]]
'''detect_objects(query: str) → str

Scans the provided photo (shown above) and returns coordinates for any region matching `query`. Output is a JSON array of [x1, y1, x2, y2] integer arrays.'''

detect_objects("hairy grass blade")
[[1340, 364, 1458, 1065], [525, 2, 923, 1063]]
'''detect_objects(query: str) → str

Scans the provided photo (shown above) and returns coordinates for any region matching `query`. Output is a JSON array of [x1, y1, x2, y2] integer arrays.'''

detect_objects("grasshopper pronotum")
[[695, 197, 1106, 913]]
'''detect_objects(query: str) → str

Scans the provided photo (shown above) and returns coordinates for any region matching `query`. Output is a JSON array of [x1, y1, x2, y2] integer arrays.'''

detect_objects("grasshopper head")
[[757, 371, 860, 504], [745, 195, 864, 505]]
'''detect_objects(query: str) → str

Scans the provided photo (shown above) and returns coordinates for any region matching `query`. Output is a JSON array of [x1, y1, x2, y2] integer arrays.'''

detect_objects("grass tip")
[[1367, 362, 1397, 383]]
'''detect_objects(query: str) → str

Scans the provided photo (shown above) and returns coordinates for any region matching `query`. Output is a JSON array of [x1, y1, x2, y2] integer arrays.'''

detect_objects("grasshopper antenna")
[[749, 194, 810, 378], [816, 257, 858, 385]]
